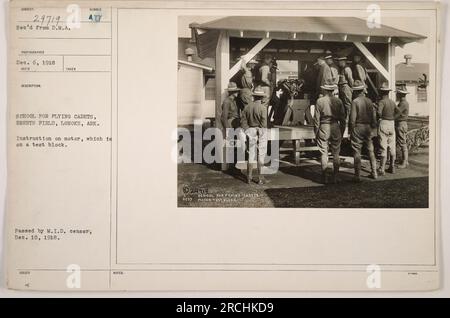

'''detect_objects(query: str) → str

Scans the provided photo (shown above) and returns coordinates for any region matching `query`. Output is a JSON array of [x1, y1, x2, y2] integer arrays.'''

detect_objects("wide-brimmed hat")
[[252, 89, 267, 97], [225, 82, 241, 92], [335, 56, 347, 61], [313, 57, 324, 66], [396, 86, 410, 94], [379, 82, 392, 92], [352, 80, 365, 91], [323, 50, 333, 59]]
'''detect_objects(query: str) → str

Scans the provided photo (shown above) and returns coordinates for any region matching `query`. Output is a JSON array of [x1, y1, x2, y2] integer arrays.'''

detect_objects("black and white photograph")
[[177, 15, 433, 208], [2, 0, 446, 294]]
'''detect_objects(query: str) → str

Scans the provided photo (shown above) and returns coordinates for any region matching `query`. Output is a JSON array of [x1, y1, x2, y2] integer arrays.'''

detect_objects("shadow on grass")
[[278, 162, 359, 184], [264, 176, 429, 208]]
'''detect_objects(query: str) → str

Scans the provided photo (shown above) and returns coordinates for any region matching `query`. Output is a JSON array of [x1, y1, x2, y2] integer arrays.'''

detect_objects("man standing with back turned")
[[257, 54, 273, 109], [350, 80, 378, 182], [239, 57, 258, 109], [315, 56, 334, 101], [241, 89, 269, 185], [377, 82, 397, 175], [352, 54, 368, 92], [336, 56, 354, 125], [314, 79, 346, 184], [395, 85, 410, 169]]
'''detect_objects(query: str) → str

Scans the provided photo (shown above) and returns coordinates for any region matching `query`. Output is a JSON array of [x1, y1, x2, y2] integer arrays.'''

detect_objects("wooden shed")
[[190, 16, 426, 169], [177, 38, 214, 126]]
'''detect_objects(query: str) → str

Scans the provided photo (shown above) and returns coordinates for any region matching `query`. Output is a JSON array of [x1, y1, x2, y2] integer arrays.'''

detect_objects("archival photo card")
[[6, 0, 441, 291]]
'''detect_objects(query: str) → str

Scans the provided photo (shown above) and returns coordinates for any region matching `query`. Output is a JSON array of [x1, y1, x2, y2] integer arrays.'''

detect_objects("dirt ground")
[[178, 146, 429, 208]]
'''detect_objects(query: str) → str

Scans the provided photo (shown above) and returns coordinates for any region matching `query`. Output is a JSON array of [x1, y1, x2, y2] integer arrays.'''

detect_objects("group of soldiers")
[[220, 53, 410, 185], [315, 77, 410, 184], [220, 54, 276, 185]]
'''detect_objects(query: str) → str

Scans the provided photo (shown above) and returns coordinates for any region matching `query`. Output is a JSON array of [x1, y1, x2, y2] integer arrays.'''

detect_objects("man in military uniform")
[[336, 56, 354, 125], [269, 58, 278, 92], [256, 54, 273, 109], [325, 54, 339, 86], [376, 82, 397, 175], [349, 80, 378, 181], [315, 56, 334, 102], [240, 57, 257, 89], [220, 82, 241, 129], [239, 57, 258, 109], [220, 82, 246, 163], [313, 80, 346, 184], [352, 54, 368, 92], [241, 89, 268, 185], [395, 85, 410, 169]]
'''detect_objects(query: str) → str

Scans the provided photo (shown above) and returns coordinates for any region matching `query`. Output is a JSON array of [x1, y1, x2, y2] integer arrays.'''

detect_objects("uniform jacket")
[[241, 100, 267, 130], [395, 100, 409, 121], [330, 65, 339, 85], [240, 65, 253, 89], [221, 96, 239, 128], [395, 99, 409, 122], [314, 95, 346, 134], [350, 95, 377, 128], [339, 66, 354, 87], [257, 64, 271, 87], [377, 97, 397, 120], [353, 63, 368, 87], [316, 62, 334, 92]]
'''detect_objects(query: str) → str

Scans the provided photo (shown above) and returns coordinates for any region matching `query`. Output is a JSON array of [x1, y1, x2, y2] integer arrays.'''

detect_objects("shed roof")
[[192, 16, 426, 47], [178, 60, 213, 71]]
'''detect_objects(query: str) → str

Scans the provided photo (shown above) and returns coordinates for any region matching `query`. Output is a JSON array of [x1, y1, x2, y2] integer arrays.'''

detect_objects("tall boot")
[[320, 152, 329, 184], [257, 162, 267, 185], [388, 154, 396, 174], [247, 160, 253, 184], [368, 152, 378, 179], [378, 156, 386, 176], [398, 147, 409, 168], [353, 156, 362, 183], [369, 168, 378, 180], [331, 159, 340, 184]]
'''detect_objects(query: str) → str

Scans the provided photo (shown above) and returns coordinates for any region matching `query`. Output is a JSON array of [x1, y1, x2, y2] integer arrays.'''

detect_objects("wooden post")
[[228, 38, 271, 80], [215, 31, 230, 170], [388, 42, 396, 99]]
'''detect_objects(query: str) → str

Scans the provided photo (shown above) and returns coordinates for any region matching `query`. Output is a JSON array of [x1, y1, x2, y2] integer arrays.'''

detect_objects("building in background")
[[177, 38, 215, 126], [396, 54, 429, 117]]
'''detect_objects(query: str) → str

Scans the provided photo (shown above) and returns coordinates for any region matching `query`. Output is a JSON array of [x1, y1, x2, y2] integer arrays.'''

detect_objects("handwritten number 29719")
[[32, 15, 61, 27]]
